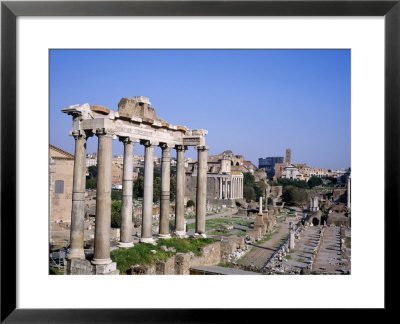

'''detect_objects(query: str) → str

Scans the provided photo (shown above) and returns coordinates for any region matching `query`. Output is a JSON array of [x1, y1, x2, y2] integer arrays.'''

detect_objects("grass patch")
[[185, 214, 196, 219], [285, 254, 292, 260], [111, 238, 216, 274], [49, 267, 64, 275], [111, 243, 173, 274], [236, 231, 246, 237], [254, 226, 281, 245], [345, 237, 351, 248], [157, 238, 216, 256], [217, 263, 235, 268]]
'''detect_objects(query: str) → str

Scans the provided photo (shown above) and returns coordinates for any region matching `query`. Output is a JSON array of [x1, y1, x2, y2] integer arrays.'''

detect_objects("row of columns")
[[67, 129, 209, 265], [218, 175, 243, 200]]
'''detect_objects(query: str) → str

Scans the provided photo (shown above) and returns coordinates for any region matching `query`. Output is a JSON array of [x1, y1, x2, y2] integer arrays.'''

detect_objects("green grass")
[[345, 237, 351, 248], [236, 231, 246, 237], [185, 214, 196, 219], [110, 237, 217, 275], [285, 254, 292, 260], [254, 226, 281, 245], [49, 267, 64, 275]]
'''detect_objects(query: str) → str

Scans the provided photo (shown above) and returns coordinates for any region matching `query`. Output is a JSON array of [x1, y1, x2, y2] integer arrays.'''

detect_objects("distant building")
[[258, 156, 284, 178], [186, 150, 244, 209], [49, 144, 74, 222]]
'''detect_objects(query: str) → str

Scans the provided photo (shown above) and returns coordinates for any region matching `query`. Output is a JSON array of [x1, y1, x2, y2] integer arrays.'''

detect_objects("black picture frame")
[[1, 0, 398, 322]]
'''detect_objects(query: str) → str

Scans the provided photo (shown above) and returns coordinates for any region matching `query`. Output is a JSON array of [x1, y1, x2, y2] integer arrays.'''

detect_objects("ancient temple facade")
[[62, 96, 208, 274]]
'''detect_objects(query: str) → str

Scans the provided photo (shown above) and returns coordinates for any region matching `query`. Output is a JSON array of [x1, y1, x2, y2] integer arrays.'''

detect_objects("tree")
[[111, 189, 122, 201], [111, 201, 134, 228], [186, 200, 195, 207], [243, 172, 255, 187], [86, 177, 97, 189], [153, 177, 161, 203], [282, 186, 308, 206], [170, 177, 176, 202], [243, 185, 256, 202], [133, 176, 144, 198], [308, 176, 323, 188], [88, 165, 97, 178]]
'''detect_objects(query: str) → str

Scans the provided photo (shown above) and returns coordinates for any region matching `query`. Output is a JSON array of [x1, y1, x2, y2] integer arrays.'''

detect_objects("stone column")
[[289, 222, 295, 250], [230, 178, 233, 199], [140, 140, 155, 243], [259, 196, 263, 215], [159, 143, 171, 239], [118, 137, 135, 248], [175, 145, 187, 237], [219, 177, 222, 199], [347, 175, 351, 209], [195, 145, 209, 237], [92, 129, 113, 265], [67, 130, 89, 260]]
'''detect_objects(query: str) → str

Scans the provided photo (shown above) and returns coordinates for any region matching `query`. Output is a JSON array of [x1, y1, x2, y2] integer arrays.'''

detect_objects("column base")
[[140, 237, 156, 244], [158, 233, 171, 239], [67, 248, 85, 260], [118, 241, 134, 248], [174, 230, 187, 238], [91, 258, 112, 265], [194, 233, 207, 238]]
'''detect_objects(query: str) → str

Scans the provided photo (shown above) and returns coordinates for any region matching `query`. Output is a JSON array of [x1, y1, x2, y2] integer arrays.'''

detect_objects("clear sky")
[[50, 49, 350, 170]]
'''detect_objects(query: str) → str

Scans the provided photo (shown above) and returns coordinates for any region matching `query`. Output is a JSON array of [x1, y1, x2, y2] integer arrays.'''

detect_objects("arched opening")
[[236, 162, 239, 166], [312, 217, 319, 226]]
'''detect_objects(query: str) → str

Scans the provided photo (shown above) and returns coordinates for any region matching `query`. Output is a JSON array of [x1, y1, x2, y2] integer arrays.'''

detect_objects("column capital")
[[140, 139, 158, 147], [159, 142, 173, 150], [95, 128, 115, 138], [175, 145, 188, 152], [196, 145, 209, 151], [119, 136, 137, 144], [70, 129, 93, 140]]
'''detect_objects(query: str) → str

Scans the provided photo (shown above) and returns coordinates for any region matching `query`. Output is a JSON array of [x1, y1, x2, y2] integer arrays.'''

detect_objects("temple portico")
[[62, 96, 208, 272]]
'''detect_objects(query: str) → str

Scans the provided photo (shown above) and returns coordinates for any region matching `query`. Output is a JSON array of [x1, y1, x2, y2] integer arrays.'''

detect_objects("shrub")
[[111, 201, 134, 228], [186, 200, 195, 208]]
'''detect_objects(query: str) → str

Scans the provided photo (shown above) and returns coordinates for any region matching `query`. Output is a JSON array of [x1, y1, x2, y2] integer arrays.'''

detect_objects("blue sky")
[[50, 49, 350, 169]]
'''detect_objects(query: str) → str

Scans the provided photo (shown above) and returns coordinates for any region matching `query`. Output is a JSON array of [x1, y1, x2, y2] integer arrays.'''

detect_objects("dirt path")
[[237, 221, 289, 269]]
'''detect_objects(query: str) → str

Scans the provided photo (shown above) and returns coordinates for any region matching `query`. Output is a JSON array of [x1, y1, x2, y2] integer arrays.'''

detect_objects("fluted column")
[[67, 130, 90, 260], [159, 143, 171, 239], [195, 145, 209, 237], [175, 145, 187, 237], [118, 137, 135, 248], [140, 140, 155, 243], [92, 129, 113, 265]]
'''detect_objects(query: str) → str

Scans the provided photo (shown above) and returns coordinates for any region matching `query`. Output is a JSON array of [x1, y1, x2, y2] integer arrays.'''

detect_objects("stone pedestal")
[[65, 259, 119, 275]]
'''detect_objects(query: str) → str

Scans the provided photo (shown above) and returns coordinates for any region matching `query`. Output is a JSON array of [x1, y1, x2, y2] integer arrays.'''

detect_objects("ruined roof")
[[50, 144, 74, 160]]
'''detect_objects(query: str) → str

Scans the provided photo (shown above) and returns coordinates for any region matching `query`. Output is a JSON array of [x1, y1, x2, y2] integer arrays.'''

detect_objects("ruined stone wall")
[[50, 159, 74, 223], [129, 239, 244, 275], [270, 186, 283, 198], [185, 175, 219, 202]]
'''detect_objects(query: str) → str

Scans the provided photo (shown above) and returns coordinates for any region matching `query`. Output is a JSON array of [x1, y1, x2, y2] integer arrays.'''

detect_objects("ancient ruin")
[[62, 96, 209, 274]]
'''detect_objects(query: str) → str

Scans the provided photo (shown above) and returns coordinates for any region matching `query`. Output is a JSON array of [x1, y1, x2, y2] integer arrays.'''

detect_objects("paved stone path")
[[284, 226, 321, 271], [312, 226, 343, 273], [236, 221, 290, 269]]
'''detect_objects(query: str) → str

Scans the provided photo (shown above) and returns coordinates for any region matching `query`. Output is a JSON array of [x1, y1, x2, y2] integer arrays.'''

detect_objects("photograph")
[[49, 49, 351, 276]]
